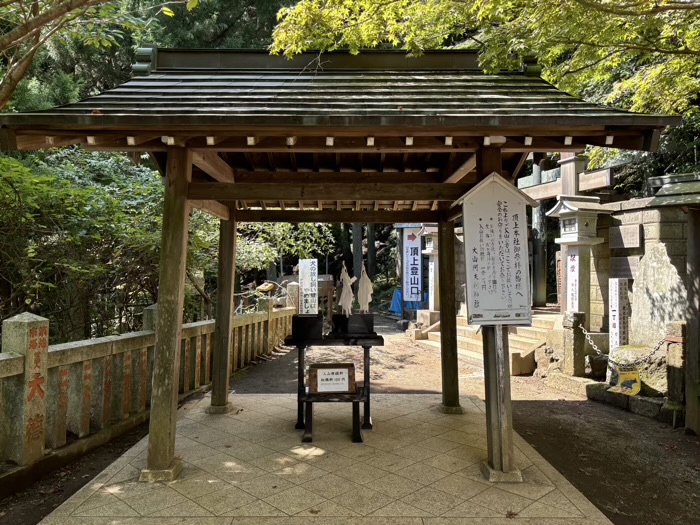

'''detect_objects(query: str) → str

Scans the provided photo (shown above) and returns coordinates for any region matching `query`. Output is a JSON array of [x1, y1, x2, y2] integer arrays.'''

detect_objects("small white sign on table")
[[299, 259, 318, 315], [403, 227, 422, 302], [459, 173, 538, 325], [317, 368, 350, 393]]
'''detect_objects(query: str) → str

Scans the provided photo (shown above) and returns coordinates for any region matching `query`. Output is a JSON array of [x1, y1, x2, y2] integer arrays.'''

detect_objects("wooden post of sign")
[[686, 208, 700, 434], [438, 211, 461, 413], [208, 207, 237, 414], [140, 147, 191, 482], [476, 146, 522, 482], [481, 325, 520, 480]]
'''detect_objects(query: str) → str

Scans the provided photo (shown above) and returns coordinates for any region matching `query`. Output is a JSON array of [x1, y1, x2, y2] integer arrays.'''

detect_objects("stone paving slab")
[[39, 394, 612, 525]]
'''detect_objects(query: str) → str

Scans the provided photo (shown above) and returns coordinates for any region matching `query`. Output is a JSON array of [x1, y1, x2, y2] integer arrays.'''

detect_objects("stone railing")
[[0, 305, 294, 468]]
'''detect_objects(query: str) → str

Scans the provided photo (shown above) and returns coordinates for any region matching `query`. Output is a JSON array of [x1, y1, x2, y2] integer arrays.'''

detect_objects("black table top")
[[285, 335, 384, 347]]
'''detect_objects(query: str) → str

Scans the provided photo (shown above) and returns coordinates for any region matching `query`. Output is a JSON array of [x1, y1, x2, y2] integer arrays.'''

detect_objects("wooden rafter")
[[192, 152, 236, 183]]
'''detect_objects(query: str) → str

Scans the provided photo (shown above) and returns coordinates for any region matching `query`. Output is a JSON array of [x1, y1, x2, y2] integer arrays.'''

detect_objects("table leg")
[[302, 401, 313, 442], [352, 402, 363, 442], [362, 346, 373, 429], [296, 345, 305, 430]]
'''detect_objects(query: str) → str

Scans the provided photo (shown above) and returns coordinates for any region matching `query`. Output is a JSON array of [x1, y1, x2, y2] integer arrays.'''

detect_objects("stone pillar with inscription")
[[547, 195, 612, 329], [417, 227, 440, 327], [1, 313, 49, 466], [531, 157, 547, 307]]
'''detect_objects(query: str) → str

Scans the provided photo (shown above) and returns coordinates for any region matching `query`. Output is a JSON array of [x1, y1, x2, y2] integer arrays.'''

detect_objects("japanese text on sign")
[[567, 247, 580, 312], [403, 228, 422, 302], [299, 259, 319, 315], [317, 368, 350, 392], [462, 175, 532, 325], [609, 278, 630, 350]]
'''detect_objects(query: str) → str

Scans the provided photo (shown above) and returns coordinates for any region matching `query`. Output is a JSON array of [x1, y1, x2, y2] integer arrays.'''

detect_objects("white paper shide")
[[461, 173, 534, 325], [299, 259, 318, 315]]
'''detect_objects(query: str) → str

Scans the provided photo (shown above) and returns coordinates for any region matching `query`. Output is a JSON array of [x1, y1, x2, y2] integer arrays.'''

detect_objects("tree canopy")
[[271, 0, 700, 115]]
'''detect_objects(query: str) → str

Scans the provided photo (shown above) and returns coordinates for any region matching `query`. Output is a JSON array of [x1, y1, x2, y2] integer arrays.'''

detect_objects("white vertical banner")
[[609, 278, 629, 350], [299, 259, 318, 315], [567, 246, 580, 312], [403, 228, 422, 302]]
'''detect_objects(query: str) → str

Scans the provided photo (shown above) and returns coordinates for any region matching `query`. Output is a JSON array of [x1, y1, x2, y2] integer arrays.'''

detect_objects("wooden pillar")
[[438, 212, 461, 412], [477, 146, 502, 181], [559, 152, 576, 313], [686, 208, 700, 434], [140, 147, 191, 482], [367, 224, 376, 278], [352, 223, 363, 294], [208, 207, 237, 414]]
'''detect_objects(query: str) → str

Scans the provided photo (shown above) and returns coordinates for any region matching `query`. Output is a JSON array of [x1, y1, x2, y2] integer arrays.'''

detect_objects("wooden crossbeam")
[[192, 152, 236, 183], [188, 182, 470, 202], [190, 200, 230, 220], [233, 171, 440, 183], [236, 209, 440, 223], [443, 154, 477, 183], [509, 152, 530, 182]]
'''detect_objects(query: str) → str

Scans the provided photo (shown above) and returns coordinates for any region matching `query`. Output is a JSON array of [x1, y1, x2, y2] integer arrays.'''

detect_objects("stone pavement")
[[39, 393, 612, 524]]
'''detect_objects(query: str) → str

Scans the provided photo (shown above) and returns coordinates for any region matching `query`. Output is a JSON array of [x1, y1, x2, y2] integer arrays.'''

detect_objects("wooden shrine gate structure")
[[0, 48, 678, 481]]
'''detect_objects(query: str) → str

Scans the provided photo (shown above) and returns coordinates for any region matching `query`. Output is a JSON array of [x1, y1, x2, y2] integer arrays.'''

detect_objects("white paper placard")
[[461, 174, 533, 325], [609, 278, 629, 350], [403, 228, 422, 302], [567, 246, 580, 312], [299, 259, 318, 315], [317, 368, 350, 392]]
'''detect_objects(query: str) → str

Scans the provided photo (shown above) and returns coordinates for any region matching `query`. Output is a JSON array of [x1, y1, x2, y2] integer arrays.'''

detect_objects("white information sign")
[[609, 278, 630, 350], [299, 259, 318, 315], [567, 247, 580, 312], [403, 228, 422, 302], [317, 368, 350, 392], [461, 173, 534, 325], [428, 258, 437, 310]]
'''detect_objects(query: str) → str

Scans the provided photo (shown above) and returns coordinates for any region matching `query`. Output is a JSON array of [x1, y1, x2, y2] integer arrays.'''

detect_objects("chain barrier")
[[578, 324, 666, 372]]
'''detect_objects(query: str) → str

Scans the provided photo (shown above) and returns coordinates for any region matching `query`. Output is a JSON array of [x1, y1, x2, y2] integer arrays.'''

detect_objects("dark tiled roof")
[[0, 49, 678, 130]]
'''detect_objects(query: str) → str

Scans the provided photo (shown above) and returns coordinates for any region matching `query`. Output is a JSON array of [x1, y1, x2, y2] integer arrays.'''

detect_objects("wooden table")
[[285, 335, 384, 443]]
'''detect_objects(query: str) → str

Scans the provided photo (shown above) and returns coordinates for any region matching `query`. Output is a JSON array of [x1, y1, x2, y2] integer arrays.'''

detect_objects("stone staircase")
[[420, 314, 559, 375]]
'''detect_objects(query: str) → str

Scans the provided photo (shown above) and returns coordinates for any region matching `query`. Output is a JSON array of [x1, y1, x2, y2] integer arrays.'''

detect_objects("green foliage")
[[271, 0, 700, 115]]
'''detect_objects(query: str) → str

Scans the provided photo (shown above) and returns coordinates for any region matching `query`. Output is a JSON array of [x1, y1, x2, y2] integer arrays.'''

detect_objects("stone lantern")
[[546, 195, 612, 323]]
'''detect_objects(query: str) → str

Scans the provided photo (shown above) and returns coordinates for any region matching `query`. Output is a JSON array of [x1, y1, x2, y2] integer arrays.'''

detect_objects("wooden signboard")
[[459, 173, 537, 325], [609, 225, 641, 249], [308, 363, 356, 393], [610, 256, 640, 279]]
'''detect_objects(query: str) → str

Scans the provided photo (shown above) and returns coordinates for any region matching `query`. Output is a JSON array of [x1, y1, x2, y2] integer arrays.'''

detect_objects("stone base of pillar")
[[438, 404, 464, 414], [480, 461, 523, 483], [206, 402, 234, 415], [139, 460, 183, 482], [417, 309, 441, 327]]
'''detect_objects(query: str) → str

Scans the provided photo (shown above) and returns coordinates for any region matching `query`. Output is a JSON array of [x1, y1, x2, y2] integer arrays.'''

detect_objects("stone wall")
[[590, 199, 688, 346]]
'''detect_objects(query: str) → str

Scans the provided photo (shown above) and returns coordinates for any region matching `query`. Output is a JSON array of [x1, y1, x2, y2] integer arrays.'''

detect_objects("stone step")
[[531, 315, 559, 329], [450, 328, 542, 352], [509, 325, 551, 340], [426, 332, 538, 375]]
